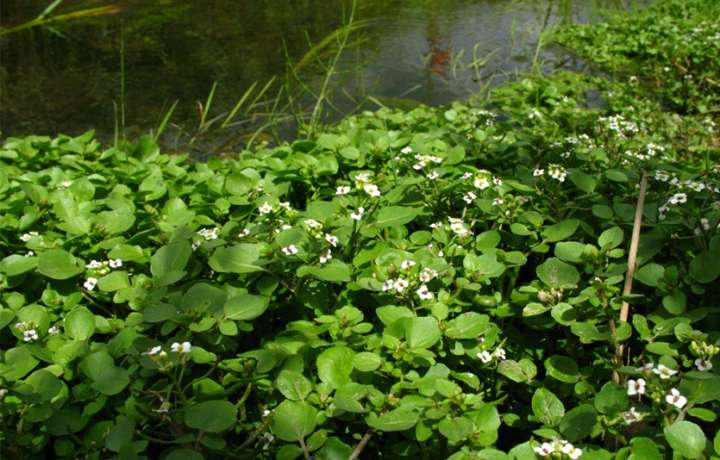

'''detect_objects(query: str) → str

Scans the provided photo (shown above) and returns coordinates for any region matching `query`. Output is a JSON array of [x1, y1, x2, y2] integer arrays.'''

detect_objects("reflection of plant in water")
[[0, 0, 122, 37]]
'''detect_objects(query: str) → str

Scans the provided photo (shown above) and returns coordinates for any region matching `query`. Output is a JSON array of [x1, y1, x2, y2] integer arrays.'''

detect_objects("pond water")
[[0, 0, 642, 152]]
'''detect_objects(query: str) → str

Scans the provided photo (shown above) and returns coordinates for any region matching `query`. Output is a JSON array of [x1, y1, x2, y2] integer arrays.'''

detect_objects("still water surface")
[[0, 0, 640, 150]]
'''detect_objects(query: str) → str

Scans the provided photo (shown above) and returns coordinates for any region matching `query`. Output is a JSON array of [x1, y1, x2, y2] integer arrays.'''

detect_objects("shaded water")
[[0, 0, 641, 150]]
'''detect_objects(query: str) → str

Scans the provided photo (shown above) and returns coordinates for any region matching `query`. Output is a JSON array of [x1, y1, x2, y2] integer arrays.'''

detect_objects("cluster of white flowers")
[[171, 341, 192, 354], [86, 258, 122, 275], [354, 173, 382, 198], [15, 321, 39, 342], [336, 185, 352, 196], [20, 231, 39, 242], [448, 217, 472, 238], [548, 164, 567, 182], [197, 227, 219, 241], [401, 146, 413, 155], [658, 193, 688, 220], [600, 114, 639, 138], [472, 171, 493, 190], [258, 202, 274, 215], [419, 267, 438, 283], [319, 249, 333, 265], [533, 439, 582, 459], [413, 153, 443, 171], [477, 347, 506, 363], [48, 325, 60, 335], [382, 277, 409, 293]]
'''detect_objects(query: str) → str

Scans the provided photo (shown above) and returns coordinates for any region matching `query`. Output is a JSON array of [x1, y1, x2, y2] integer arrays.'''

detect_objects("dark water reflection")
[[0, 0, 641, 150]]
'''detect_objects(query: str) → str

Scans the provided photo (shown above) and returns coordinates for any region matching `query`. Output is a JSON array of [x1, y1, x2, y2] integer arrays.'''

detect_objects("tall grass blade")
[[154, 100, 178, 142]]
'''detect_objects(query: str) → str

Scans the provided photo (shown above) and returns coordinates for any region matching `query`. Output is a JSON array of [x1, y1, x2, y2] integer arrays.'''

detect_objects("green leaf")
[[664, 421, 707, 459], [629, 437, 662, 460], [439, 416, 474, 444], [224, 293, 268, 321], [275, 370, 312, 401], [662, 290, 686, 315], [297, 260, 351, 282], [536, 258, 580, 288], [79, 351, 130, 395], [316, 346, 355, 388], [542, 219, 580, 243], [353, 352, 382, 372], [166, 449, 204, 460], [444, 313, 490, 339], [150, 242, 191, 286], [554, 242, 586, 263], [0, 254, 38, 277], [97, 271, 130, 292], [470, 405, 501, 447], [635, 263, 664, 287], [559, 404, 597, 442], [497, 359, 537, 383], [184, 400, 237, 433], [545, 355, 579, 383], [568, 169, 597, 193], [598, 226, 624, 250], [374, 206, 419, 228], [334, 383, 367, 413], [404, 316, 441, 349], [64, 307, 96, 341], [594, 382, 629, 417], [366, 407, 419, 432], [690, 251, 720, 283], [37, 249, 84, 280], [208, 244, 264, 273], [272, 400, 318, 441], [532, 388, 565, 426], [463, 253, 506, 278], [0, 346, 39, 381]]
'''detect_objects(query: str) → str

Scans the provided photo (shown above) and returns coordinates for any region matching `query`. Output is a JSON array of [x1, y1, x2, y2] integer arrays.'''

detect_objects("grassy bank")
[[1, 1, 719, 459]]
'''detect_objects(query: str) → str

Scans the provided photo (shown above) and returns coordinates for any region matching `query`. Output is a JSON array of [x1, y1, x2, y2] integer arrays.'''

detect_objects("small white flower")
[[382, 279, 395, 292], [83, 277, 98, 291], [48, 325, 60, 335], [0, 389, 7, 399], [25, 251, 34, 257], [533, 168, 545, 177], [533, 442, 553, 456], [665, 388, 687, 409], [401, 146, 413, 154], [350, 207, 365, 221], [477, 350, 493, 363], [143, 346, 163, 356], [492, 197, 504, 206], [304, 219, 322, 230], [548, 164, 567, 182], [336, 185, 351, 196], [695, 358, 713, 371], [637, 362, 655, 372], [238, 228, 251, 238], [20, 231, 38, 242], [419, 268, 438, 283], [622, 406, 642, 424], [493, 177, 503, 186], [23, 329, 39, 342], [427, 171, 440, 180], [653, 364, 678, 379], [473, 176, 490, 190], [319, 250, 333, 265], [448, 217, 472, 237], [413, 161, 426, 170], [258, 202, 274, 214], [363, 183, 381, 198], [493, 347, 506, 361], [400, 260, 416, 270], [324, 234, 339, 247], [463, 192, 477, 204], [171, 341, 192, 354], [86, 260, 102, 269], [261, 432, 275, 450], [627, 378, 646, 396], [262, 409, 272, 417], [355, 173, 370, 183], [281, 245, 299, 256], [416, 284, 433, 300], [668, 193, 687, 205], [108, 258, 123, 268], [279, 201, 292, 211], [462, 172, 473, 180], [566, 446, 582, 460], [393, 278, 409, 293], [192, 241, 202, 251]]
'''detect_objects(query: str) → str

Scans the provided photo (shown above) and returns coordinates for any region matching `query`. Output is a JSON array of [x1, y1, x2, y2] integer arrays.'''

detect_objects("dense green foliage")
[[1, 0, 720, 459]]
